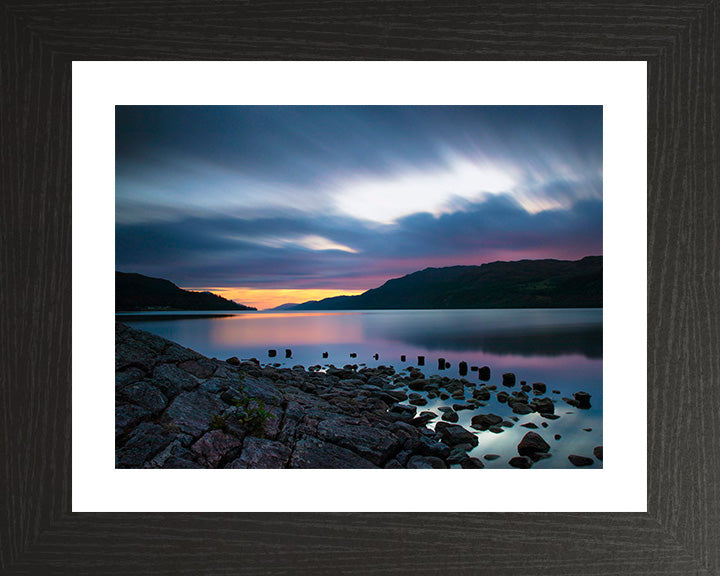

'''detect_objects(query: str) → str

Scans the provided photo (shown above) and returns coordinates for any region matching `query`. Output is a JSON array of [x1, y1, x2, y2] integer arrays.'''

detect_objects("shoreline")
[[116, 322, 601, 469]]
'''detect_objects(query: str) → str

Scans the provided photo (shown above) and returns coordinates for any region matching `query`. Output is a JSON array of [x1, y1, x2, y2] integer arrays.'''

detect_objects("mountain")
[[269, 303, 302, 311], [116, 272, 256, 312], [292, 256, 602, 310]]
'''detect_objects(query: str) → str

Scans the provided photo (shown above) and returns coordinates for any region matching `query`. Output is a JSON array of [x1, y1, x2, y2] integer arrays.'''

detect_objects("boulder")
[[502, 372, 516, 387], [510, 401, 533, 415], [483, 454, 500, 460], [517, 432, 550, 457], [470, 413, 503, 430], [532, 382, 546, 394], [593, 446, 603, 461], [461, 457, 485, 469], [573, 391, 592, 409], [568, 454, 594, 467], [408, 379, 428, 392], [410, 411, 437, 427], [478, 366, 491, 381], [472, 388, 491, 401], [389, 404, 417, 421], [530, 397, 555, 415], [508, 456, 532, 469], [434, 422, 478, 447], [441, 410, 459, 423]]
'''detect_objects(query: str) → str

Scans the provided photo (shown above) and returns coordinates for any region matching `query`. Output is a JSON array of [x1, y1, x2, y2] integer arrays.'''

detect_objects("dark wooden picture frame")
[[2, 2, 718, 574]]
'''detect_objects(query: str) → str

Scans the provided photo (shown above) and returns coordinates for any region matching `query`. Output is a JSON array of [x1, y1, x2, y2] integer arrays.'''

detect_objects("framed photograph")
[[3, 2, 718, 574]]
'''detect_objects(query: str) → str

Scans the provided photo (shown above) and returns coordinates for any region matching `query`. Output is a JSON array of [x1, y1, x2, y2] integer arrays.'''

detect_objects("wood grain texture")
[[1, 1, 718, 574]]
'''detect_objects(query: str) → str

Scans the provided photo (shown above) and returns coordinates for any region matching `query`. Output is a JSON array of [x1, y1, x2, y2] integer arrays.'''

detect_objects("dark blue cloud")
[[116, 105, 602, 289]]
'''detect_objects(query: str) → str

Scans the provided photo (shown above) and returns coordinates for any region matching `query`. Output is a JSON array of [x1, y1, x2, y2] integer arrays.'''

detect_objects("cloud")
[[115, 106, 603, 290], [116, 193, 601, 290]]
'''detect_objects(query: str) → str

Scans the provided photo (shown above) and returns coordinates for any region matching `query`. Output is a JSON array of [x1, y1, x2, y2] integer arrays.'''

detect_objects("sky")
[[116, 105, 602, 310]]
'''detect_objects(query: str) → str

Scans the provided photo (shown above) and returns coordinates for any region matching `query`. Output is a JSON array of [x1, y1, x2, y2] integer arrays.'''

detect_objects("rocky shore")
[[116, 322, 601, 469]]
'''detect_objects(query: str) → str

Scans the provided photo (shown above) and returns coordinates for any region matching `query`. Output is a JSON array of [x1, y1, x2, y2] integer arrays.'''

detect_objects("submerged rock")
[[406, 455, 447, 469], [593, 446, 603, 461], [568, 454, 594, 467], [508, 456, 532, 469]]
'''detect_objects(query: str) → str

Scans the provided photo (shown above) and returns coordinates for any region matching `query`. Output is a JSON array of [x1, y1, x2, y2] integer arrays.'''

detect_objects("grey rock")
[[290, 436, 378, 468], [118, 381, 167, 415], [116, 422, 174, 468], [191, 430, 243, 467], [152, 363, 199, 398], [163, 456, 203, 468], [227, 437, 291, 468], [178, 358, 217, 379], [163, 389, 226, 437], [116, 367, 145, 389], [317, 415, 402, 466], [116, 403, 150, 434]]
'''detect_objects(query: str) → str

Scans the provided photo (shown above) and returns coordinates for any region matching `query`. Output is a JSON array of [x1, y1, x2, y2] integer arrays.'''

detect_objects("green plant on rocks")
[[228, 375, 274, 437], [209, 414, 227, 432]]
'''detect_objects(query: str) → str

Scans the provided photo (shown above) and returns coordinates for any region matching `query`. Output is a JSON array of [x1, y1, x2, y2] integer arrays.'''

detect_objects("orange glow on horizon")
[[182, 287, 366, 311]]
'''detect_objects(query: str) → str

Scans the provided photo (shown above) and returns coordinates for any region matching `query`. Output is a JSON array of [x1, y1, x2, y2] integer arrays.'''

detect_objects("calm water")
[[119, 308, 602, 469]]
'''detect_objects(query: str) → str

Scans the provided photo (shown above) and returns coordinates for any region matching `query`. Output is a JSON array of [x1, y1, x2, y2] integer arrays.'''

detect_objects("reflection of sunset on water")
[[209, 312, 364, 347]]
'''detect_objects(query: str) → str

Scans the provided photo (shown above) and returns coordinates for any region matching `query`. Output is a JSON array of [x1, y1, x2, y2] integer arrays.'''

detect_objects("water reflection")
[[119, 308, 602, 468]]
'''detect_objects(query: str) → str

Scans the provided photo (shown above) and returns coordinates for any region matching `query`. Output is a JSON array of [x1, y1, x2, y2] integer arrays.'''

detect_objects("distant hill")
[[269, 303, 302, 311], [292, 256, 602, 310], [116, 272, 256, 312]]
